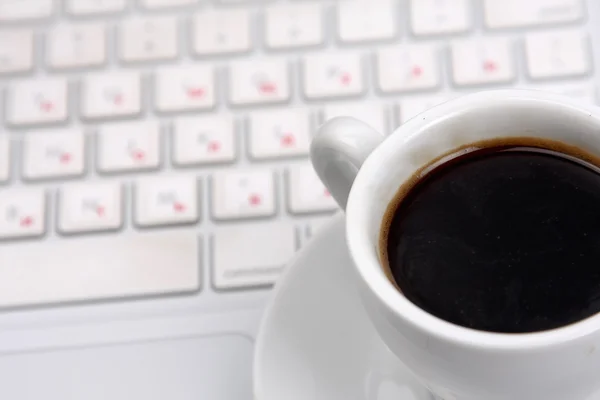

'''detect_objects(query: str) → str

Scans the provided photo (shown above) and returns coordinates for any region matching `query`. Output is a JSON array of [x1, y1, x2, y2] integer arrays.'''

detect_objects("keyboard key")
[[377, 45, 439, 93], [140, 0, 198, 9], [0, 0, 53, 22], [451, 38, 515, 86], [410, 0, 471, 36], [399, 96, 451, 123], [120, 16, 178, 63], [47, 23, 106, 70], [265, 3, 324, 50], [66, 0, 125, 16], [337, 0, 396, 43], [97, 121, 160, 173], [0, 233, 200, 307], [0, 189, 45, 239], [211, 170, 276, 220], [525, 31, 590, 80], [229, 60, 291, 106], [212, 223, 296, 289], [324, 103, 386, 135], [135, 176, 199, 227], [0, 136, 10, 182], [58, 182, 123, 234], [0, 30, 33, 75], [248, 109, 311, 160], [82, 72, 141, 120], [7, 79, 68, 127], [303, 53, 364, 99], [287, 164, 337, 214], [23, 129, 85, 181], [192, 9, 251, 56], [155, 65, 215, 113], [484, 0, 583, 29], [173, 116, 236, 166]]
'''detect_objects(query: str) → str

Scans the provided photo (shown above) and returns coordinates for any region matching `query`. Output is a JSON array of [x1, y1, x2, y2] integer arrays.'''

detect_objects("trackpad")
[[0, 334, 253, 400]]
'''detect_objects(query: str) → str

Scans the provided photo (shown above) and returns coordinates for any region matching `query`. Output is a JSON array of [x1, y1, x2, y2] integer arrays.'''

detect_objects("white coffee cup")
[[310, 90, 600, 400]]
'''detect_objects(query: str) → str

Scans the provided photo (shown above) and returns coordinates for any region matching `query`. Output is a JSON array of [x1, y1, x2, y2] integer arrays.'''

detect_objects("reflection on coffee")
[[381, 138, 600, 333]]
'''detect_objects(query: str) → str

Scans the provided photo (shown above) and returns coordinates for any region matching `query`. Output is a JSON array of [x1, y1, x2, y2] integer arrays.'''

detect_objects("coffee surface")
[[385, 149, 600, 333]]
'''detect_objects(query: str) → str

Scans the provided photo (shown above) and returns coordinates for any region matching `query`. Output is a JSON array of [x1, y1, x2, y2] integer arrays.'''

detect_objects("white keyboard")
[[0, 0, 595, 310]]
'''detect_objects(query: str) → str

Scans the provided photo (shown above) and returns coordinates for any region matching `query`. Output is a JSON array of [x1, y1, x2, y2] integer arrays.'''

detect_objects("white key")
[[23, 130, 85, 180], [400, 96, 451, 123], [120, 16, 178, 63], [265, 3, 324, 50], [0, 30, 33, 74], [135, 176, 199, 227], [288, 164, 337, 214], [211, 170, 276, 220], [140, 0, 198, 9], [229, 60, 290, 106], [66, 0, 125, 16], [0, 0, 52, 21], [248, 109, 311, 160], [97, 121, 160, 173], [47, 23, 106, 70], [7, 79, 68, 127], [155, 65, 215, 113], [0, 189, 45, 239], [58, 183, 123, 234], [377, 45, 439, 93], [213, 223, 296, 289], [410, 0, 471, 36], [192, 9, 251, 56], [303, 53, 364, 100], [324, 103, 386, 135], [484, 0, 583, 29], [82, 72, 141, 120], [526, 31, 590, 80], [0, 136, 9, 182], [173, 116, 236, 166], [337, 0, 396, 43], [451, 38, 515, 86], [0, 233, 199, 307]]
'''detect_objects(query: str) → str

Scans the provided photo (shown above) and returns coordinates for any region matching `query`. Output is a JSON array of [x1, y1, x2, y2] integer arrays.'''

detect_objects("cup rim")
[[346, 89, 600, 350]]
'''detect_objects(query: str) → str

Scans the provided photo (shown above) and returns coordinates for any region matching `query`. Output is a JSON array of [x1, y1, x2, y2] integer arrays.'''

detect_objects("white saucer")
[[254, 214, 434, 400]]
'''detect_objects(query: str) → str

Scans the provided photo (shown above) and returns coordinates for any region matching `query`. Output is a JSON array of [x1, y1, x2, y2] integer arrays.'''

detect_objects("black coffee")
[[382, 139, 600, 333]]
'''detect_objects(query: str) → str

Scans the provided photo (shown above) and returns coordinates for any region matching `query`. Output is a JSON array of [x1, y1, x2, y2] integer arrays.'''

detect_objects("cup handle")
[[311, 117, 386, 210]]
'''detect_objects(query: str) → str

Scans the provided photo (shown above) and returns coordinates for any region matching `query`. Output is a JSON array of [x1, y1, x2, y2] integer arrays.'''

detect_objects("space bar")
[[0, 233, 200, 308]]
